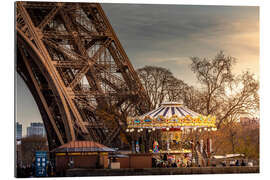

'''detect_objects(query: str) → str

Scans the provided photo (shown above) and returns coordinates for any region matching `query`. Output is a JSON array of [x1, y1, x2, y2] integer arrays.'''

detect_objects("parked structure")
[[52, 141, 115, 173]]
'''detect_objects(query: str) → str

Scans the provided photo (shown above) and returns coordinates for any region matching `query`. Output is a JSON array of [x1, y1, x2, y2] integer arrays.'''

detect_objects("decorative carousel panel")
[[127, 102, 217, 130]]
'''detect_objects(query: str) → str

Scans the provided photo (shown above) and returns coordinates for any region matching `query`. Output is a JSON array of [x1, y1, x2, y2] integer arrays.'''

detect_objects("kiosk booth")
[[52, 141, 115, 173]]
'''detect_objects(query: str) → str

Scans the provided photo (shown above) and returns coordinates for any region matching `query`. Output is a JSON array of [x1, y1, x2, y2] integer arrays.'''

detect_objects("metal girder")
[[68, 65, 90, 89], [53, 61, 86, 68], [91, 38, 112, 61], [18, 46, 65, 145], [59, 8, 106, 99], [37, 4, 63, 31], [105, 127, 121, 145], [16, 2, 151, 149], [44, 39, 128, 90], [17, 2, 89, 138], [43, 31, 105, 40]]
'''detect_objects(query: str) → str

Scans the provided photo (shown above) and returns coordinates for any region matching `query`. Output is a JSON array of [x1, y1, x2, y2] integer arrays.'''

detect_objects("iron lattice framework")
[[16, 1, 151, 150]]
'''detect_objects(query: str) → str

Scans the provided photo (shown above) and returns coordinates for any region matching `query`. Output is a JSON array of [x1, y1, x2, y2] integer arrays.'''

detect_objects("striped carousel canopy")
[[127, 102, 216, 130], [141, 102, 200, 119]]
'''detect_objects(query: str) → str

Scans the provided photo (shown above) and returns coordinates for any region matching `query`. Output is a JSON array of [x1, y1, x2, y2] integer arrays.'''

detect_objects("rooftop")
[[52, 141, 116, 153]]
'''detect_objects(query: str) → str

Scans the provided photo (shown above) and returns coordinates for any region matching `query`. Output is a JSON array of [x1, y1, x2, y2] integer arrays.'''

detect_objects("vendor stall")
[[52, 141, 115, 172]]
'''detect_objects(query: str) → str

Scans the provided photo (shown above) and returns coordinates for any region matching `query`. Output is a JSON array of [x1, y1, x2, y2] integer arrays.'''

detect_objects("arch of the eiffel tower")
[[16, 1, 151, 150]]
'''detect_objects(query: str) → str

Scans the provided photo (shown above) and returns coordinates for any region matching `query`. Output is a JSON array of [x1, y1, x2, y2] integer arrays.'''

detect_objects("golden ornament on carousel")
[[127, 102, 217, 131]]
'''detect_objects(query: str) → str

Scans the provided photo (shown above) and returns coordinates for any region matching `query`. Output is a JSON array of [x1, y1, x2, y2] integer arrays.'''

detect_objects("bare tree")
[[212, 121, 259, 159], [190, 51, 259, 127], [190, 51, 235, 116], [136, 51, 259, 158], [137, 66, 192, 109], [137, 66, 175, 108], [20, 135, 48, 165], [216, 71, 259, 127]]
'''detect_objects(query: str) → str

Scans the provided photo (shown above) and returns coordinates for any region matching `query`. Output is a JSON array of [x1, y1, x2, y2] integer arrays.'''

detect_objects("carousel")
[[126, 102, 217, 167], [127, 102, 216, 130]]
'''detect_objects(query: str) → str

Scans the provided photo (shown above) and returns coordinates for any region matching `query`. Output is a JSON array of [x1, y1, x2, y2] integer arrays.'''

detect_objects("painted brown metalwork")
[[16, 2, 151, 150]]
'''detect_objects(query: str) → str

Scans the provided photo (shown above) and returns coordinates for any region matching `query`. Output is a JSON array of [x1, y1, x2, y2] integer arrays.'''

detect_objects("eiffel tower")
[[16, 1, 151, 150]]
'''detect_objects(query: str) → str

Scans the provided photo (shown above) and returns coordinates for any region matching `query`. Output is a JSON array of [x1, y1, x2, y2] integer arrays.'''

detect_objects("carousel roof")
[[52, 141, 116, 152], [127, 102, 217, 130], [140, 102, 200, 119]]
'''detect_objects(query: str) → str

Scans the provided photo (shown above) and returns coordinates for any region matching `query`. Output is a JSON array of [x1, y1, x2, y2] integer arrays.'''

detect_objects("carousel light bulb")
[[208, 129, 211, 132], [204, 127, 207, 131], [148, 129, 152, 132], [180, 127, 184, 131], [193, 127, 197, 130], [199, 129, 202, 132], [140, 128, 143, 131], [152, 128, 156, 131], [166, 127, 170, 131], [126, 129, 129, 132], [137, 129, 140, 132]]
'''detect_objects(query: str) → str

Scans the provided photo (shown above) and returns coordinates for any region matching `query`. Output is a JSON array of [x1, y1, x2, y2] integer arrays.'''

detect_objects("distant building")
[[26, 122, 46, 137], [16, 122, 22, 140], [240, 117, 259, 128]]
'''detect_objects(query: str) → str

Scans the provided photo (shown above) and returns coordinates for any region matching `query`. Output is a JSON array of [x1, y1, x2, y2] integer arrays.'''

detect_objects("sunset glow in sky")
[[16, 3, 259, 136]]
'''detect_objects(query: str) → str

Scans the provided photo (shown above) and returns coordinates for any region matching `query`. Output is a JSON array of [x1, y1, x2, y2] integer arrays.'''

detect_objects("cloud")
[[16, 3, 259, 134], [102, 3, 259, 87]]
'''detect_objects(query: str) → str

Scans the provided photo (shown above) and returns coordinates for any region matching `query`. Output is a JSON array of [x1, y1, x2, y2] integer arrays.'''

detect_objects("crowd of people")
[[16, 160, 55, 177], [151, 153, 256, 168], [16, 163, 35, 177], [152, 153, 193, 168]]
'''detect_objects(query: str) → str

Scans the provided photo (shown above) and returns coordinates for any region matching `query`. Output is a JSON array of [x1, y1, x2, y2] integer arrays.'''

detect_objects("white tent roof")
[[139, 102, 200, 119]]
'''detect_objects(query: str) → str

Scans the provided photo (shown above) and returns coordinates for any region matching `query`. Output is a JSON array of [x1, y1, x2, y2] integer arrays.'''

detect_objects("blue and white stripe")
[[139, 102, 200, 119]]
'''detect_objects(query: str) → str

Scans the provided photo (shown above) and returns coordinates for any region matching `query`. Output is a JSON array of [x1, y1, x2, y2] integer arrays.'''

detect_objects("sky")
[[16, 3, 259, 136]]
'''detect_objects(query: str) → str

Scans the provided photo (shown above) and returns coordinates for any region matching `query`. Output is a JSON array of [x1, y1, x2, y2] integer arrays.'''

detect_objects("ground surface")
[[64, 166, 259, 176]]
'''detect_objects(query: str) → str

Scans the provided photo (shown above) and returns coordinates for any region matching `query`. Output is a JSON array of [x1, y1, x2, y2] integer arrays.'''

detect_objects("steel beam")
[[16, 2, 151, 148], [19, 47, 65, 145]]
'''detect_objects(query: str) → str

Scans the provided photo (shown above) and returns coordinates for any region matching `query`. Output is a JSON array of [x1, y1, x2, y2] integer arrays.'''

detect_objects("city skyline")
[[16, 3, 259, 136], [26, 122, 46, 137]]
